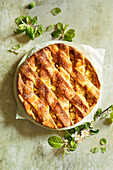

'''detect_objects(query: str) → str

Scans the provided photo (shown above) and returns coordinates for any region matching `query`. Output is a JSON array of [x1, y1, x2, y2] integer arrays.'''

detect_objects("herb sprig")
[[46, 22, 75, 42], [14, 16, 45, 40], [48, 105, 113, 158], [48, 122, 99, 159]]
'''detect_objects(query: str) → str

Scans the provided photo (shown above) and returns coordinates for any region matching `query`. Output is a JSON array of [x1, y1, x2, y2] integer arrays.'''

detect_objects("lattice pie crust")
[[18, 43, 100, 129]]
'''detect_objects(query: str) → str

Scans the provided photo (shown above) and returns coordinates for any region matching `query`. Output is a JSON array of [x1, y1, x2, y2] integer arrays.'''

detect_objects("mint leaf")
[[18, 24, 25, 30], [51, 30, 62, 38], [91, 147, 99, 154], [51, 7, 61, 16], [26, 16, 32, 24], [101, 147, 106, 153], [14, 29, 25, 34], [15, 16, 26, 25], [65, 29, 75, 38], [32, 16, 37, 25], [56, 22, 63, 31], [38, 25, 45, 35], [46, 25, 54, 32], [48, 136, 64, 148], [64, 35, 72, 42], [29, 2, 36, 9], [8, 44, 20, 54], [26, 25, 35, 40], [100, 138, 107, 145], [12, 44, 20, 50]]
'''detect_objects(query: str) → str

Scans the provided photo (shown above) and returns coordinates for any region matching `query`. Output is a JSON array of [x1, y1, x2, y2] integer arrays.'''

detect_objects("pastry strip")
[[34, 48, 89, 117], [19, 61, 72, 127], [58, 67, 70, 115], [18, 73, 57, 129], [48, 44, 100, 100]]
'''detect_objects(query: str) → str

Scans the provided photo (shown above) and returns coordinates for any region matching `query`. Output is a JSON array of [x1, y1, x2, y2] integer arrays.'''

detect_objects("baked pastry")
[[18, 43, 100, 129]]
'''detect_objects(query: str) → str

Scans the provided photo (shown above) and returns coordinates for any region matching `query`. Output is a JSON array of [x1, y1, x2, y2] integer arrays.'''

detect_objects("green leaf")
[[26, 25, 35, 40], [8, 44, 20, 54], [70, 140, 75, 148], [90, 129, 99, 135], [94, 108, 102, 121], [15, 16, 26, 25], [75, 125, 84, 133], [109, 105, 113, 111], [110, 111, 113, 120], [51, 30, 62, 38], [26, 16, 32, 24], [65, 29, 75, 38], [46, 25, 54, 32], [29, 2, 36, 9], [48, 136, 64, 148], [51, 7, 61, 16], [67, 128, 75, 134], [101, 147, 106, 153], [64, 24, 68, 32], [36, 30, 40, 37], [38, 25, 45, 35], [56, 22, 63, 31], [64, 134, 71, 140], [84, 122, 91, 129], [18, 24, 25, 30], [12, 44, 20, 51], [32, 16, 37, 25], [64, 35, 72, 42], [14, 29, 25, 34], [100, 138, 107, 145], [91, 147, 99, 154], [69, 143, 77, 151]]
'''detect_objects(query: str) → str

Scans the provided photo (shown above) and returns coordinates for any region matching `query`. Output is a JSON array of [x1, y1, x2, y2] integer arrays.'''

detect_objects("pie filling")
[[18, 43, 100, 129]]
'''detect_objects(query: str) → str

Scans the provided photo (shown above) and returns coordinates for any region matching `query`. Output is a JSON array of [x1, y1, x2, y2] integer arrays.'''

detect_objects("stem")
[[101, 105, 112, 114]]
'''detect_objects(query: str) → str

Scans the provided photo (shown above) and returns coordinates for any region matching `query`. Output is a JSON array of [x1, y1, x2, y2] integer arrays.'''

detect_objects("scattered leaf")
[[46, 25, 54, 32], [100, 138, 107, 145], [8, 44, 20, 54], [51, 7, 61, 16], [91, 147, 99, 154], [12, 44, 20, 50], [29, 2, 36, 9], [48, 136, 64, 148], [101, 147, 106, 153]]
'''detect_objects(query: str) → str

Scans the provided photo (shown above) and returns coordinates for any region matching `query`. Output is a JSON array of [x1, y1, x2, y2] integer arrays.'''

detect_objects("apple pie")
[[18, 43, 100, 129]]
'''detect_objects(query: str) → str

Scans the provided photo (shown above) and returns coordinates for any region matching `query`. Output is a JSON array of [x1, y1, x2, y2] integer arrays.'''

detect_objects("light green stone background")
[[0, 0, 113, 169]]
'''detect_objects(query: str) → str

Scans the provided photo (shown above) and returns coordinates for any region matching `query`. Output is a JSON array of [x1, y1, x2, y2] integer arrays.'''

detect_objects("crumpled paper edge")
[[14, 40, 105, 131]]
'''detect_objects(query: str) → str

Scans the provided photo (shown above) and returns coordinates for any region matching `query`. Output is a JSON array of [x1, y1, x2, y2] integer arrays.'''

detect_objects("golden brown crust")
[[17, 43, 101, 129]]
